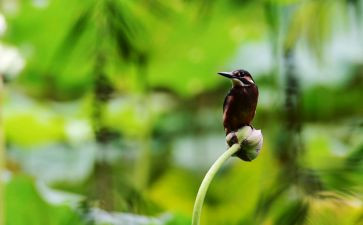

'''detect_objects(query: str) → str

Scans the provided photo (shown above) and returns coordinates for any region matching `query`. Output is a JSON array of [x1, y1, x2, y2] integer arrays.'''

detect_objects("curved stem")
[[192, 144, 240, 225]]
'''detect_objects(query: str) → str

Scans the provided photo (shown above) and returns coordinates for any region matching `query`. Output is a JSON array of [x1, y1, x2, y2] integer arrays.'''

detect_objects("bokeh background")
[[0, 0, 363, 224]]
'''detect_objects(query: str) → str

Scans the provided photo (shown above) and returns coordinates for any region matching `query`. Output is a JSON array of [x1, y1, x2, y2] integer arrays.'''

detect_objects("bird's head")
[[218, 69, 255, 87]]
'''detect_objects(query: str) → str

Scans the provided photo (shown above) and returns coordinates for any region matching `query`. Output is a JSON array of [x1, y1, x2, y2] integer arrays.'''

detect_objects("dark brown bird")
[[218, 69, 259, 135]]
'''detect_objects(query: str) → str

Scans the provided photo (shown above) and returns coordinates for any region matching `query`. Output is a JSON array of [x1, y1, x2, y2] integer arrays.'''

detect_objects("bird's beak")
[[218, 72, 235, 79]]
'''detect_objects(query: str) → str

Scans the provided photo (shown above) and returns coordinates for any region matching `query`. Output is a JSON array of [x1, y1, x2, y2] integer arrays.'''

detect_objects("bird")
[[218, 69, 259, 156]]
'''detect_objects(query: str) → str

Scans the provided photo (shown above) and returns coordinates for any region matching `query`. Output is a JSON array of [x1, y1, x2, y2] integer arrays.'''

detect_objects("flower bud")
[[236, 126, 253, 143], [242, 129, 263, 161], [226, 126, 263, 161]]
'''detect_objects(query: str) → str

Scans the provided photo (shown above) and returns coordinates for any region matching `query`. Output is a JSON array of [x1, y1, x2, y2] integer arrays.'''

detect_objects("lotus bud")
[[226, 126, 263, 161], [236, 126, 253, 142]]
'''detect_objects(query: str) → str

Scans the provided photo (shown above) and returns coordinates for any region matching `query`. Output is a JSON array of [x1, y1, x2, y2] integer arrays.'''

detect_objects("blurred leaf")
[[5, 113, 64, 146], [273, 200, 309, 225], [254, 182, 288, 221], [5, 175, 86, 225]]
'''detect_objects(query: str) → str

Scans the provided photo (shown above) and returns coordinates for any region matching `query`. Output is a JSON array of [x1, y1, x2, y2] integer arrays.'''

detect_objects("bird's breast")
[[223, 86, 258, 133]]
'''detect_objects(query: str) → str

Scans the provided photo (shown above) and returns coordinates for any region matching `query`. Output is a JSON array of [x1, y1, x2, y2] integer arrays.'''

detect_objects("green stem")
[[192, 144, 240, 225], [0, 75, 4, 225]]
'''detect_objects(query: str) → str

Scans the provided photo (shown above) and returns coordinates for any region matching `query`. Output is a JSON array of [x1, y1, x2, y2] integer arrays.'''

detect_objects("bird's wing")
[[223, 90, 233, 113]]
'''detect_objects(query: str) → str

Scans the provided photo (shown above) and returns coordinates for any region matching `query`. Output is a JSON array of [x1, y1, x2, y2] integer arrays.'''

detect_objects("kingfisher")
[[218, 69, 259, 137]]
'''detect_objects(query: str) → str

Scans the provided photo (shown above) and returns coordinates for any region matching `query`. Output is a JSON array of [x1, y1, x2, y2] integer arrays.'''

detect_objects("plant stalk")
[[191, 143, 240, 225], [0, 75, 4, 225]]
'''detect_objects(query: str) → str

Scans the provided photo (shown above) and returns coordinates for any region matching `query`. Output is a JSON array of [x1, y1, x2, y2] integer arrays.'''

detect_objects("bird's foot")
[[226, 131, 238, 147], [225, 125, 253, 147], [245, 124, 254, 129]]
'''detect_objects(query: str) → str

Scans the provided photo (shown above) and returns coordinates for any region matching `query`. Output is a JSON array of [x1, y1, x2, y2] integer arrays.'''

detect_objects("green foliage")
[[1, 0, 363, 224], [5, 175, 86, 225]]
